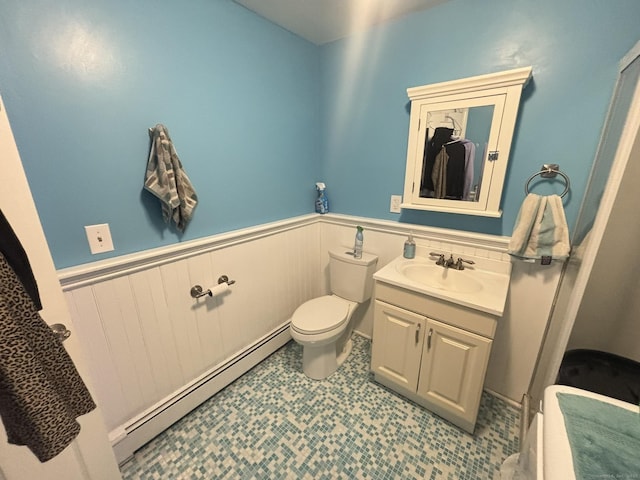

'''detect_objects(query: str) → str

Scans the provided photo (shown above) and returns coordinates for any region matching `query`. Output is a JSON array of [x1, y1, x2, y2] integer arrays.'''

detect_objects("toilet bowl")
[[289, 248, 378, 380], [290, 295, 358, 380]]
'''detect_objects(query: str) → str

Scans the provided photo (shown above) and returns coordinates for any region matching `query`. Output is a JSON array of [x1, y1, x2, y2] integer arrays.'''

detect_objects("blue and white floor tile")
[[120, 335, 519, 479]]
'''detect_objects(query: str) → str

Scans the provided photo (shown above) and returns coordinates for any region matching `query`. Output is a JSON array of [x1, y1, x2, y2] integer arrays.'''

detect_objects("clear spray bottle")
[[354, 226, 364, 259]]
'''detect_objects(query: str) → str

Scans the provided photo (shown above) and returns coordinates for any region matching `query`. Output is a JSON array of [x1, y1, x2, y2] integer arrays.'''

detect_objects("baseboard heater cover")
[[113, 322, 292, 465]]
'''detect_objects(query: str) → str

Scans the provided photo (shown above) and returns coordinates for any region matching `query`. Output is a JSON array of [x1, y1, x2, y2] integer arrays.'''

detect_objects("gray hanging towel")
[[0, 253, 95, 462], [144, 124, 198, 232]]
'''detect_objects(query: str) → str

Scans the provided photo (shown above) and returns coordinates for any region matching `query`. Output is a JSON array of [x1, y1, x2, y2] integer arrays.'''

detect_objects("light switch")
[[85, 223, 114, 254], [390, 195, 402, 213]]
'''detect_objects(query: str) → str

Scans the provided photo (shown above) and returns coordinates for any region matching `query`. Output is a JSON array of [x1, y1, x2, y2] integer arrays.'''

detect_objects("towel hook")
[[524, 164, 570, 198]]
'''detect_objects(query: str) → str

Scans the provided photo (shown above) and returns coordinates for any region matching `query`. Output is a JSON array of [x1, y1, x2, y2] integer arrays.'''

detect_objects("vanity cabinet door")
[[371, 300, 426, 392], [417, 318, 492, 432]]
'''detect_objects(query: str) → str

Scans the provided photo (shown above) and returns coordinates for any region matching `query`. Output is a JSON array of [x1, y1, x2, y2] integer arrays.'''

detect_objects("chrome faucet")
[[429, 252, 475, 270], [429, 252, 453, 268]]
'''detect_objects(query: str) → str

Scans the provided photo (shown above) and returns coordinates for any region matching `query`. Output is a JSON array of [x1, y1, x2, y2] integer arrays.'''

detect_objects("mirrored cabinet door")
[[402, 67, 532, 217]]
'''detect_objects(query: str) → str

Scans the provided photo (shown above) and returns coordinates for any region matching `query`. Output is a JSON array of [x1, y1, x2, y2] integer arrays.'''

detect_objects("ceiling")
[[233, 0, 446, 45]]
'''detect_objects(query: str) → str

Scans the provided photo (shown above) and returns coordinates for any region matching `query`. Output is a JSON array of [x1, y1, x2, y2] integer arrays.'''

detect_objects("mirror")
[[402, 67, 532, 217], [419, 105, 494, 201]]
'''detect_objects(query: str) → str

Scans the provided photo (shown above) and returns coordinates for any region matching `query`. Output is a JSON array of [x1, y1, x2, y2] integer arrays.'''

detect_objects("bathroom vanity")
[[370, 253, 511, 433]]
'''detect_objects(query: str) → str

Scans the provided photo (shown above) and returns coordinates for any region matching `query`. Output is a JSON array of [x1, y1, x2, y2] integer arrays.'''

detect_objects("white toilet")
[[290, 248, 378, 380]]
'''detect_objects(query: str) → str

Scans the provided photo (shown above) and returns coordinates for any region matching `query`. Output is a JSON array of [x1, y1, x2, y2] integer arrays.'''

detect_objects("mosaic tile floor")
[[120, 335, 520, 479]]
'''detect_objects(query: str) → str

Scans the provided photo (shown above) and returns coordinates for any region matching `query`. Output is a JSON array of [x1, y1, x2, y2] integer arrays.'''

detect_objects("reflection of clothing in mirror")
[[461, 140, 475, 200], [430, 140, 465, 199], [431, 146, 449, 198], [421, 127, 476, 200], [420, 127, 454, 195], [443, 141, 466, 199]]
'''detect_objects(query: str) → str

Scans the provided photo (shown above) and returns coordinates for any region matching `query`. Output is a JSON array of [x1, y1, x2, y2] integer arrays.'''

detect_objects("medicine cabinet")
[[402, 67, 532, 217]]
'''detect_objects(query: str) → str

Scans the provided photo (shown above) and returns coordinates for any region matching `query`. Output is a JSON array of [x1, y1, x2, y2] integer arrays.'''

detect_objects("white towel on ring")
[[508, 193, 570, 261]]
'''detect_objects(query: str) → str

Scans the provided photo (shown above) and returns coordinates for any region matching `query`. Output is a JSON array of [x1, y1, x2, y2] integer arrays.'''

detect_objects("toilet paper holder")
[[190, 275, 236, 298]]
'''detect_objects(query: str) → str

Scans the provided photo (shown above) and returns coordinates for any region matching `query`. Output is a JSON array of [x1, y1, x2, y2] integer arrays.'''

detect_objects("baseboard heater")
[[113, 321, 292, 465]]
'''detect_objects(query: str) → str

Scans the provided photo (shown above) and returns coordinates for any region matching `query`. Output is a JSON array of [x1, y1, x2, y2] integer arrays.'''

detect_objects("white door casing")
[[0, 95, 121, 479]]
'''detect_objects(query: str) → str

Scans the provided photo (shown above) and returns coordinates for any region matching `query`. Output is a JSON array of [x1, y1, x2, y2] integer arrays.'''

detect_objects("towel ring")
[[524, 164, 570, 198]]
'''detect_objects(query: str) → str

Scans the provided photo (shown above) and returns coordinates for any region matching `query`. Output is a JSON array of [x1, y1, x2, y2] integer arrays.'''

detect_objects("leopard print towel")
[[0, 253, 95, 462]]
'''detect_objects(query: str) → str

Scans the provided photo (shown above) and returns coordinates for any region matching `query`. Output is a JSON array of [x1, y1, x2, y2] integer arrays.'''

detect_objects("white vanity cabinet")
[[371, 281, 497, 433]]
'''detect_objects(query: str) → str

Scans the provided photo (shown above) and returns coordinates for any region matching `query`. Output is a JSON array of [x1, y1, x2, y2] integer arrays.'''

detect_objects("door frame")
[[0, 95, 121, 479]]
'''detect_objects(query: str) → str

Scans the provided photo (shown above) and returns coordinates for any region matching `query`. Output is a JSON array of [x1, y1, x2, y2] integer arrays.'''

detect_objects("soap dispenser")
[[403, 232, 416, 259]]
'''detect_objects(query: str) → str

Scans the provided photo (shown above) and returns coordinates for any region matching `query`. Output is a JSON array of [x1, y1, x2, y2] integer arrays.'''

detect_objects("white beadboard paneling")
[[484, 261, 563, 401], [64, 289, 128, 430], [186, 253, 226, 371], [90, 280, 148, 418], [62, 218, 324, 441], [159, 260, 204, 381], [128, 268, 184, 398], [208, 246, 256, 355]]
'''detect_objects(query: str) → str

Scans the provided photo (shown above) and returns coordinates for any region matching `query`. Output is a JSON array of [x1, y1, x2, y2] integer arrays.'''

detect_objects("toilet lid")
[[291, 295, 351, 334]]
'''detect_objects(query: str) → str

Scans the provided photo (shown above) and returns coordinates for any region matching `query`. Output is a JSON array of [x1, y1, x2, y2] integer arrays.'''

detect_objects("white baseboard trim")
[[114, 322, 292, 465], [484, 387, 522, 409]]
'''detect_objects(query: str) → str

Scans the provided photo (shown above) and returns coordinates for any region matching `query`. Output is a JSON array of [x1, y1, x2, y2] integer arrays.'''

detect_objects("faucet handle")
[[429, 252, 446, 266], [455, 257, 475, 270]]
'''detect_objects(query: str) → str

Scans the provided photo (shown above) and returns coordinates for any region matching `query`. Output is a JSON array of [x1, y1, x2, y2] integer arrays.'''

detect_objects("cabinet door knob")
[[415, 323, 421, 345], [427, 328, 433, 350]]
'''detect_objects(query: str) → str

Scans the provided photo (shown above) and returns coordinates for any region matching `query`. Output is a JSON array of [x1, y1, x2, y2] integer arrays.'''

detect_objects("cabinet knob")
[[427, 328, 433, 350], [415, 323, 421, 345]]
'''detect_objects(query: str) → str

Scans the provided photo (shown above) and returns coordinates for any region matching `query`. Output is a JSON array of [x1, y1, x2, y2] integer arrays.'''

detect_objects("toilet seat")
[[291, 295, 351, 335]]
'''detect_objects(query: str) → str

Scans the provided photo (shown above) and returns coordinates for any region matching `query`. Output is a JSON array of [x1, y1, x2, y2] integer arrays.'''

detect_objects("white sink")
[[374, 255, 511, 316], [396, 261, 483, 294]]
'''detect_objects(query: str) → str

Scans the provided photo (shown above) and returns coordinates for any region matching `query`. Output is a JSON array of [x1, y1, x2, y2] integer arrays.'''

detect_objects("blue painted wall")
[[1, 0, 639, 268], [320, 0, 640, 235], [0, 0, 321, 268]]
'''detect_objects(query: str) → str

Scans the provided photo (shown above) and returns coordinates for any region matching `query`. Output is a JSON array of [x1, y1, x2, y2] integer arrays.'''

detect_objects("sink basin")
[[396, 262, 483, 294], [374, 254, 511, 316]]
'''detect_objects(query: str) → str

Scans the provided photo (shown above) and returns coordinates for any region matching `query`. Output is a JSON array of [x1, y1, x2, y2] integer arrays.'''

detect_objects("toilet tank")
[[329, 248, 379, 303]]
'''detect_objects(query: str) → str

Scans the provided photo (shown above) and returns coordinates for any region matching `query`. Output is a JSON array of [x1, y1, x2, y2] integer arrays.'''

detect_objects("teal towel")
[[557, 393, 640, 479], [508, 194, 570, 261]]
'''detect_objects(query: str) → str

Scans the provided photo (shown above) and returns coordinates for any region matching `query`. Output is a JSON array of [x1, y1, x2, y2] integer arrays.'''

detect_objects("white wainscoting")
[[59, 213, 562, 463], [60, 215, 322, 463]]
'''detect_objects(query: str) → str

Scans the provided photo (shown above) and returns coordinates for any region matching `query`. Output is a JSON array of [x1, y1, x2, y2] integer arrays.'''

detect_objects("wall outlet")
[[390, 195, 402, 213], [85, 223, 114, 254]]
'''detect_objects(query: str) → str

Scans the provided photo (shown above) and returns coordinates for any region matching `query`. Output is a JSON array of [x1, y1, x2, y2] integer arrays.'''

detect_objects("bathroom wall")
[[527, 46, 640, 409], [0, 0, 321, 269], [563, 53, 640, 362], [319, 0, 640, 236], [1, 0, 640, 270], [566, 128, 640, 362]]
